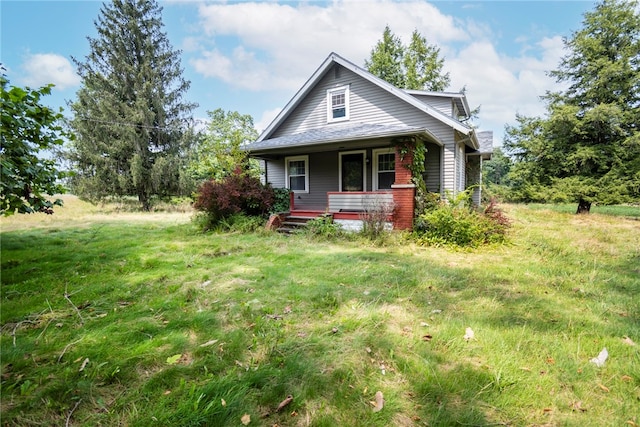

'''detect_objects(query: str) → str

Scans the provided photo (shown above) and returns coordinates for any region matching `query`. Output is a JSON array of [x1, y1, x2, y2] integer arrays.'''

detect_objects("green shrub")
[[413, 196, 510, 247], [271, 188, 291, 213], [305, 215, 343, 238]]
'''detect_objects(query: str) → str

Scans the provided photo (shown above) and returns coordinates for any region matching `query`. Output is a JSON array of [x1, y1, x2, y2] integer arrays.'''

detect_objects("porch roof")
[[243, 122, 437, 155]]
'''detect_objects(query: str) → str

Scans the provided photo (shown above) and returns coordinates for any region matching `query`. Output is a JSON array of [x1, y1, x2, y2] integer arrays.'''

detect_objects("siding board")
[[272, 65, 454, 139]]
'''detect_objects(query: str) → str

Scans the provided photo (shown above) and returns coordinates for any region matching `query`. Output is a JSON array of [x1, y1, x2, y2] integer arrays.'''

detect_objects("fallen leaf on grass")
[[166, 354, 182, 365], [590, 348, 608, 367], [422, 334, 433, 341], [276, 395, 293, 412], [627, 420, 638, 426], [597, 383, 610, 393], [622, 336, 636, 346], [464, 327, 475, 341], [79, 358, 90, 372], [241, 413, 251, 425], [163, 390, 171, 395], [371, 391, 384, 413], [221, 398, 226, 406], [621, 375, 633, 382], [199, 339, 219, 347]]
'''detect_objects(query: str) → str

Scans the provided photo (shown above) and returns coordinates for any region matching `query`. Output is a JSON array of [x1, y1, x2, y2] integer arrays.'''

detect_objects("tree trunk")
[[138, 189, 151, 211], [576, 198, 591, 214]]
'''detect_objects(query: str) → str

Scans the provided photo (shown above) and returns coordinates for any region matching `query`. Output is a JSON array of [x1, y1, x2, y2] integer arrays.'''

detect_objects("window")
[[285, 155, 309, 193], [327, 86, 350, 122], [373, 148, 395, 190]]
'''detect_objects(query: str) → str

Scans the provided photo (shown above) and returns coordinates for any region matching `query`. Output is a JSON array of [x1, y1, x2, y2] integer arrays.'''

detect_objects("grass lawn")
[[1, 197, 639, 426]]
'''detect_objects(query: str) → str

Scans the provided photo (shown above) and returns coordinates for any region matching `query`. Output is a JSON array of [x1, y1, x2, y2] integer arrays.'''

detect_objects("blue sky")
[[1, 0, 596, 144]]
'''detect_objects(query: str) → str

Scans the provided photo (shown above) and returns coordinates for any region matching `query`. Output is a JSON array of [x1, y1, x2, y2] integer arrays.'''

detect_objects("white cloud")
[[193, 1, 470, 92], [21, 53, 80, 90], [255, 107, 282, 135], [188, 1, 569, 144], [447, 36, 567, 141]]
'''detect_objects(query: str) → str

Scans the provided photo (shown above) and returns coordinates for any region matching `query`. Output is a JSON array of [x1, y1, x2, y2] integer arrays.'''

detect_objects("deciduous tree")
[[1, 76, 70, 215], [67, 0, 196, 210], [188, 109, 259, 182]]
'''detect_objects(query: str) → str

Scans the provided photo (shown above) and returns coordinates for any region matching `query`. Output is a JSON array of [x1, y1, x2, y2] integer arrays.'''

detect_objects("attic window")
[[327, 86, 350, 122]]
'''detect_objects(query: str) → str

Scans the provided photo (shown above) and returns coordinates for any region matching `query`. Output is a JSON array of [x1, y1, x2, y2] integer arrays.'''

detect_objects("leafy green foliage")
[[482, 147, 512, 188], [413, 191, 510, 247], [270, 187, 291, 213], [0, 77, 70, 215], [304, 215, 343, 239], [403, 30, 450, 91], [193, 172, 274, 230], [189, 109, 260, 183], [67, 0, 196, 210], [504, 0, 640, 211], [365, 26, 450, 91]]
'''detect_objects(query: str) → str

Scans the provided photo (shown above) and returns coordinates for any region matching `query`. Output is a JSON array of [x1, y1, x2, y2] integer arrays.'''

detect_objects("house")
[[243, 52, 493, 231]]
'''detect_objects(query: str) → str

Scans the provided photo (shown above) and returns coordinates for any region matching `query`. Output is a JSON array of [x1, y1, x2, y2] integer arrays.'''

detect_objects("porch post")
[[391, 145, 416, 230]]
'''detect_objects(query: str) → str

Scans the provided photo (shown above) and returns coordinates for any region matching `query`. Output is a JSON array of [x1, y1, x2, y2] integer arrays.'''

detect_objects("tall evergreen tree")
[[404, 30, 450, 91], [68, 0, 196, 210], [365, 25, 404, 88], [365, 26, 450, 91], [504, 0, 640, 213]]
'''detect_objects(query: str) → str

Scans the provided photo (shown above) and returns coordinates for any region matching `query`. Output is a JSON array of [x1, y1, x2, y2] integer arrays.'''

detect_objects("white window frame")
[[338, 150, 366, 192], [327, 85, 350, 123], [372, 148, 396, 191], [284, 155, 309, 193]]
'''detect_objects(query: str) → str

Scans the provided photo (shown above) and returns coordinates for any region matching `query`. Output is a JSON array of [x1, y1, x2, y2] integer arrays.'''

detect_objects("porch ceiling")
[[242, 122, 439, 156]]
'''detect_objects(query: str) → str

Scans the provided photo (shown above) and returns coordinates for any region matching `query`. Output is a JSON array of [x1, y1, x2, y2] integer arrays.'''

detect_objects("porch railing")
[[327, 191, 394, 213]]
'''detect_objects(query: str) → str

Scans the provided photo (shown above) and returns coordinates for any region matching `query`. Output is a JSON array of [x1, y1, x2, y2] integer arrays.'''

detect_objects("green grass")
[[1, 198, 639, 426], [525, 202, 640, 218]]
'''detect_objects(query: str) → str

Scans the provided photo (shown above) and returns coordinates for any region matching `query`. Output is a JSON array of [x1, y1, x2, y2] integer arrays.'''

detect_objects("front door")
[[340, 151, 366, 192]]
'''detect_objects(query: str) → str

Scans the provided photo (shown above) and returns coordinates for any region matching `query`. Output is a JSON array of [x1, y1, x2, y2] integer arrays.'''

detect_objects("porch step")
[[276, 214, 332, 234], [277, 215, 315, 234]]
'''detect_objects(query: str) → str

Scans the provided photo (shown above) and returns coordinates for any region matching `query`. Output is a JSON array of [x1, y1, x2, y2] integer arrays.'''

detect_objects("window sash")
[[327, 86, 349, 122], [373, 149, 395, 190], [285, 156, 308, 193]]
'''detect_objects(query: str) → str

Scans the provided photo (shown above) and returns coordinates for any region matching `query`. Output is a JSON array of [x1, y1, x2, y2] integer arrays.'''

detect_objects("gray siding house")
[[243, 52, 493, 230]]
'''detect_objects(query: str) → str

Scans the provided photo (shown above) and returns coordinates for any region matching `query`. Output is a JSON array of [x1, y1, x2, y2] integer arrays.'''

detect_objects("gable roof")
[[405, 89, 472, 118], [467, 130, 493, 160], [257, 52, 476, 143]]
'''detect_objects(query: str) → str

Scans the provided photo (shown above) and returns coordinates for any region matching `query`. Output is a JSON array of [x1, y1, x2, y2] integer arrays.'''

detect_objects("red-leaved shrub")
[[193, 173, 275, 227]]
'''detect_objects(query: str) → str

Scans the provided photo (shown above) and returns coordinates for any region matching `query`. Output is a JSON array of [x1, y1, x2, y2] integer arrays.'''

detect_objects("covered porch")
[[267, 143, 418, 231], [244, 123, 444, 230]]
